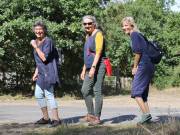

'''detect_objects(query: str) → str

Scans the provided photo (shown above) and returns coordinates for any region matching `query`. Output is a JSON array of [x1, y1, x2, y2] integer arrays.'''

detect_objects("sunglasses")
[[83, 22, 93, 26]]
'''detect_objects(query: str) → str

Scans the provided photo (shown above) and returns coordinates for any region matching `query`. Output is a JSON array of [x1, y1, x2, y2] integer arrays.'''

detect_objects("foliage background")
[[0, 0, 179, 96]]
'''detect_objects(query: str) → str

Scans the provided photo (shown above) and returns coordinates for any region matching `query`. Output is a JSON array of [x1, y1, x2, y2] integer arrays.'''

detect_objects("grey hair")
[[82, 15, 98, 28], [32, 20, 48, 34], [121, 16, 140, 32]]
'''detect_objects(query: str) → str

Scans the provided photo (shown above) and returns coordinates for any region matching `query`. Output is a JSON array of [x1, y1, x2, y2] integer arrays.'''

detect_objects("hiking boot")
[[138, 114, 152, 124], [79, 114, 96, 123], [49, 120, 62, 127], [88, 117, 101, 126], [35, 118, 51, 124]]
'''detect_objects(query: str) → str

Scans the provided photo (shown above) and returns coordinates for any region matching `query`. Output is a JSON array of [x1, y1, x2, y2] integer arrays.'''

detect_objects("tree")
[[98, 0, 180, 88], [0, 0, 100, 95]]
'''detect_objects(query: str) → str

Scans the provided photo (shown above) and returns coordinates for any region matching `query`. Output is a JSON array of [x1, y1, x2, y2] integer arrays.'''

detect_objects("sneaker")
[[88, 117, 101, 126], [49, 120, 62, 127], [79, 114, 96, 123], [35, 118, 51, 124], [138, 114, 152, 124]]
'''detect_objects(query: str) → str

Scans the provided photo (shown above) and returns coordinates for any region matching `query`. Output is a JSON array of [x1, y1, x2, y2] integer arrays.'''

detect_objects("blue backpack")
[[140, 34, 163, 64]]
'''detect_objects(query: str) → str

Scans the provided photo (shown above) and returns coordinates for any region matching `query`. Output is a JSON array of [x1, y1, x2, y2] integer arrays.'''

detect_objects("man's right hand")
[[80, 70, 86, 80], [32, 74, 38, 81]]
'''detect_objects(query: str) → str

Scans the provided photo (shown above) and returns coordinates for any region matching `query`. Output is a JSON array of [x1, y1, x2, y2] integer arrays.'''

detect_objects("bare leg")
[[135, 98, 152, 123], [144, 102, 150, 113], [41, 107, 49, 120], [135, 97, 148, 113], [49, 108, 61, 127], [44, 86, 60, 121], [52, 108, 60, 120]]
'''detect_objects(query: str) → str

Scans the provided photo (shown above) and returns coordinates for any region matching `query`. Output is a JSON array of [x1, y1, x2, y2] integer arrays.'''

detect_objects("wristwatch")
[[92, 65, 96, 69]]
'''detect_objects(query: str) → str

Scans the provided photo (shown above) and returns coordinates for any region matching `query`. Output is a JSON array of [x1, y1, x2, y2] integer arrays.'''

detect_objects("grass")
[[0, 94, 30, 101], [26, 118, 180, 135]]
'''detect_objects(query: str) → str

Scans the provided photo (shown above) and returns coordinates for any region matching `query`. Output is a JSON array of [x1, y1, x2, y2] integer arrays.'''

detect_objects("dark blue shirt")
[[84, 35, 96, 69], [33, 37, 59, 90], [130, 32, 151, 65], [84, 30, 106, 69]]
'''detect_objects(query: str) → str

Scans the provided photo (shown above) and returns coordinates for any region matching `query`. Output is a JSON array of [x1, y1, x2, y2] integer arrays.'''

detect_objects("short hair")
[[121, 16, 139, 32], [82, 15, 98, 28], [32, 20, 48, 34]]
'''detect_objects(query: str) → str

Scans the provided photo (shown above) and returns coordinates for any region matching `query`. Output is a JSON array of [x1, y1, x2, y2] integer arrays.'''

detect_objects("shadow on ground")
[[156, 115, 180, 123], [62, 114, 180, 124], [62, 115, 137, 124], [1, 115, 180, 135]]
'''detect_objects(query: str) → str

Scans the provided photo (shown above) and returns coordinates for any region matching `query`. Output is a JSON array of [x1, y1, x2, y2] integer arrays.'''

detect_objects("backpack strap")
[[138, 33, 149, 42]]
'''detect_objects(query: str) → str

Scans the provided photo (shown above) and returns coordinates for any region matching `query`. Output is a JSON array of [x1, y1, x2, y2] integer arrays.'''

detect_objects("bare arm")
[[132, 53, 141, 75], [133, 53, 141, 68], [89, 32, 103, 78], [82, 64, 86, 72], [31, 40, 46, 62], [34, 48, 46, 62], [91, 54, 101, 68], [81, 64, 86, 80], [32, 67, 38, 81]]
